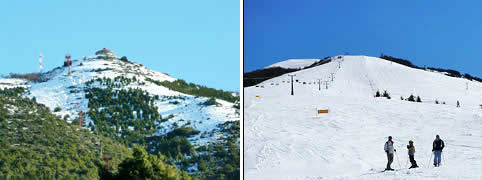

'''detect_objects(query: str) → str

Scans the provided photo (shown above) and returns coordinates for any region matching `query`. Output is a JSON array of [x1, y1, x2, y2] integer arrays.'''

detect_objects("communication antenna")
[[78, 110, 83, 127], [76, 103, 83, 127], [39, 52, 43, 73]]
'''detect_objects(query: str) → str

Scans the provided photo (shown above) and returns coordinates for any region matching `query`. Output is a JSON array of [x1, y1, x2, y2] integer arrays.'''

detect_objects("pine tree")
[[72, 118, 80, 126], [54, 107, 62, 112], [407, 94, 415, 102], [115, 146, 191, 179], [198, 159, 207, 172], [416, 96, 422, 102], [375, 90, 381, 97], [383, 90, 391, 99]]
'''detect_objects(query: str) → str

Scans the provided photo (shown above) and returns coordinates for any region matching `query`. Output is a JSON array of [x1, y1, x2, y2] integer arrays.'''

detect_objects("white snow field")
[[245, 56, 482, 179], [266, 59, 320, 69]]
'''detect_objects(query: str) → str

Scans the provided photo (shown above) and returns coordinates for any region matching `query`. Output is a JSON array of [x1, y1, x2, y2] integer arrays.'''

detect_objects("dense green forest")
[[85, 77, 162, 147], [84, 76, 240, 179], [0, 87, 130, 179], [0, 87, 195, 179], [145, 78, 238, 103]]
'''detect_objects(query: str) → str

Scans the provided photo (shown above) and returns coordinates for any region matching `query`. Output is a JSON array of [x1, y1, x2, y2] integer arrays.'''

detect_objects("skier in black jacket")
[[432, 135, 445, 167]]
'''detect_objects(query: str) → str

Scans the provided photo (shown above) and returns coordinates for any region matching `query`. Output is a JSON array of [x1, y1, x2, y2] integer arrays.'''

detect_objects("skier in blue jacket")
[[432, 135, 445, 167]]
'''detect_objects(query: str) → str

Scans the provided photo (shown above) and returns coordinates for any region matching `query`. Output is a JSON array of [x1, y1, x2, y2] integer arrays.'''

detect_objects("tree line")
[[145, 78, 238, 103]]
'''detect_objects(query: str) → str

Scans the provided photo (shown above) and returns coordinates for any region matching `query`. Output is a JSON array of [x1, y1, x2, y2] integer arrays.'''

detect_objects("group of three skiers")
[[384, 135, 445, 171]]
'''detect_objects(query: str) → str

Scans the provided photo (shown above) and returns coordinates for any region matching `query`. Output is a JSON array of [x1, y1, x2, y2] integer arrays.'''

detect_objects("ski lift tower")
[[66, 54, 71, 75], [288, 74, 296, 95]]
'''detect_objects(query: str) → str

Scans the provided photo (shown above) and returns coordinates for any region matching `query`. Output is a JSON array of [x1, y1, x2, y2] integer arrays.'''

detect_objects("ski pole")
[[405, 156, 409, 168], [395, 151, 401, 169], [442, 151, 446, 165], [428, 152, 433, 168], [403, 143, 409, 168]]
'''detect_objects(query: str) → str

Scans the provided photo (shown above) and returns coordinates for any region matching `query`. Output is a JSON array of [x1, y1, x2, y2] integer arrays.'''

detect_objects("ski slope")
[[245, 55, 482, 179]]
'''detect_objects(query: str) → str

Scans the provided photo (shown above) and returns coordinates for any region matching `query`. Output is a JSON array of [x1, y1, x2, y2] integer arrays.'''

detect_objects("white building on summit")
[[95, 48, 115, 59]]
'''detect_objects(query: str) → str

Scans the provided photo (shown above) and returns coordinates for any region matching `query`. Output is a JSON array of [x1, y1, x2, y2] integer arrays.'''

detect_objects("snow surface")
[[245, 55, 482, 179], [265, 59, 320, 69], [0, 78, 28, 89]]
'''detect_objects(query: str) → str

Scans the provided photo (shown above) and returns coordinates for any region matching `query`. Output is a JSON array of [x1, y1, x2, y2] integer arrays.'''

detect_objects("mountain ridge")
[[244, 55, 482, 88]]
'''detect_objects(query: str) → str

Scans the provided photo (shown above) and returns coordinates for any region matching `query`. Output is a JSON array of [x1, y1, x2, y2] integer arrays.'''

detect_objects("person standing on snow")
[[432, 135, 445, 167], [384, 136, 396, 170], [407, 140, 418, 168]]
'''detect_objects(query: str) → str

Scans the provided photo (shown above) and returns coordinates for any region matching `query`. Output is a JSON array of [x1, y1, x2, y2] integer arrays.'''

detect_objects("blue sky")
[[245, 0, 482, 78], [0, 0, 240, 92]]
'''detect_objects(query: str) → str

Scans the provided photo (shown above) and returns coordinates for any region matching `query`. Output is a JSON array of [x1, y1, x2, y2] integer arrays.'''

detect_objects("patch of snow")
[[0, 78, 29, 89], [265, 59, 320, 69]]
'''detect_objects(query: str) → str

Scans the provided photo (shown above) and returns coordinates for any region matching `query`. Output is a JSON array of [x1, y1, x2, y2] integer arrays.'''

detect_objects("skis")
[[361, 167, 420, 177], [381, 169, 398, 172], [381, 166, 419, 172], [360, 169, 399, 176]]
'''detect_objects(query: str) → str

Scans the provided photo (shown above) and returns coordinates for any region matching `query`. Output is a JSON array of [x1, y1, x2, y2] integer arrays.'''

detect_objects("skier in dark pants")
[[384, 136, 396, 170], [457, 101, 460, 108], [407, 140, 418, 168], [432, 135, 445, 167]]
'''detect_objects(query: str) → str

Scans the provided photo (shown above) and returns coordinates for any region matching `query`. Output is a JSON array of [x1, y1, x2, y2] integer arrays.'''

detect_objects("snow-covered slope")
[[245, 55, 482, 179], [0, 78, 28, 89], [0, 57, 239, 146], [26, 59, 178, 123], [265, 59, 319, 69]]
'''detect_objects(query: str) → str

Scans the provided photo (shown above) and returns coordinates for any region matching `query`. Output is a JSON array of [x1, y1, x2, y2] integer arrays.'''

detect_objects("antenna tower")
[[39, 52, 43, 73], [76, 103, 83, 127]]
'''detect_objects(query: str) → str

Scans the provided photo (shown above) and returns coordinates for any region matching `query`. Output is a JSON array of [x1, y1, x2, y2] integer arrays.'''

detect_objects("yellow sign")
[[256, 96, 260, 97], [317, 109, 329, 113]]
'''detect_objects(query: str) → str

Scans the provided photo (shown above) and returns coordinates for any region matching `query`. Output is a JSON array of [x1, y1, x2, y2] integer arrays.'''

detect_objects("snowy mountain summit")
[[0, 49, 240, 147], [245, 55, 482, 179], [265, 59, 320, 69]]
